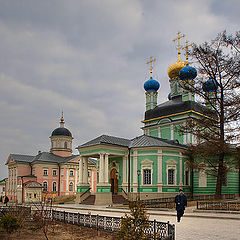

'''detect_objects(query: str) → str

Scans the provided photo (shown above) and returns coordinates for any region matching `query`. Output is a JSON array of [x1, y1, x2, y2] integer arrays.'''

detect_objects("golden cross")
[[172, 31, 185, 56], [146, 56, 156, 78], [182, 40, 193, 63]]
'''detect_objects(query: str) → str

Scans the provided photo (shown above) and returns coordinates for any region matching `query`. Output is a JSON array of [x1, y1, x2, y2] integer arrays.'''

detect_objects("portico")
[[76, 137, 129, 205]]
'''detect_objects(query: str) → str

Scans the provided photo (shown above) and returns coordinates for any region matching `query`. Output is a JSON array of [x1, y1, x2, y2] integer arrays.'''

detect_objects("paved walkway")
[[53, 204, 240, 240]]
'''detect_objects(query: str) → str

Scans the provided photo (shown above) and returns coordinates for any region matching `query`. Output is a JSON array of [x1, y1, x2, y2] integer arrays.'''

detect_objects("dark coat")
[[4, 196, 9, 204], [175, 193, 187, 211]]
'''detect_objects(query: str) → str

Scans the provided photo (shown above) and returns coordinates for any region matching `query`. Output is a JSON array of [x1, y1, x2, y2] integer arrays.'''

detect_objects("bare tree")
[[180, 31, 240, 198]]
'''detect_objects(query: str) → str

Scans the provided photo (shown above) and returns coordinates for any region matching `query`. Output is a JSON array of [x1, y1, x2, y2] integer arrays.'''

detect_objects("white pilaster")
[[66, 168, 69, 191], [79, 156, 83, 184], [180, 153, 183, 185], [158, 150, 163, 184], [133, 151, 137, 192], [171, 124, 174, 140]]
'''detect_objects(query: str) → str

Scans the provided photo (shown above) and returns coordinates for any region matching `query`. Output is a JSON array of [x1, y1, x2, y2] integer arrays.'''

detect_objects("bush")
[[0, 214, 20, 233], [117, 201, 152, 240]]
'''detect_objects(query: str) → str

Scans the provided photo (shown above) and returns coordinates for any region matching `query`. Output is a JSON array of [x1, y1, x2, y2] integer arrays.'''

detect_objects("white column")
[[122, 155, 127, 184], [158, 150, 163, 184], [99, 153, 104, 184], [79, 156, 83, 184], [158, 127, 161, 138], [180, 153, 183, 185], [83, 157, 88, 184], [133, 151, 137, 187], [104, 154, 109, 183]]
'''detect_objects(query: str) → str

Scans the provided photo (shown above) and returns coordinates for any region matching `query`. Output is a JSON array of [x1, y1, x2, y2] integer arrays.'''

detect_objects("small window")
[[3, 187, 5, 192], [70, 170, 74, 177], [52, 182, 57, 192], [34, 193, 37, 198], [64, 142, 68, 148], [43, 181, 48, 191], [43, 169, 48, 176], [185, 170, 189, 186], [29, 193, 32, 198], [168, 169, 175, 185], [53, 170, 57, 176], [88, 171, 90, 177], [143, 169, 151, 185], [69, 182, 73, 192]]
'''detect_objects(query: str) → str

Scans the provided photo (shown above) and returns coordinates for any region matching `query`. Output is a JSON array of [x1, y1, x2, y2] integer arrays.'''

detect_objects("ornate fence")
[[52, 210, 175, 240], [197, 201, 240, 211]]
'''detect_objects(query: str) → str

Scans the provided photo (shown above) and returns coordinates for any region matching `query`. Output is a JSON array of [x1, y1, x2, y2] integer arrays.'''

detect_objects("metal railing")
[[197, 201, 240, 211], [141, 194, 236, 208], [52, 210, 175, 240]]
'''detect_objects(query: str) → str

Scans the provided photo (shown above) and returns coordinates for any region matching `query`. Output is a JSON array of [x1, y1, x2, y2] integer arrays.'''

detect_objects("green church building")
[[76, 41, 239, 205]]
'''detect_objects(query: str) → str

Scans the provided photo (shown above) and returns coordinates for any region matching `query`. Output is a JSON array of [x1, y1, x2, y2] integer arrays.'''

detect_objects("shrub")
[[0, 214, 20, 233], [117, 201, 152, 240]]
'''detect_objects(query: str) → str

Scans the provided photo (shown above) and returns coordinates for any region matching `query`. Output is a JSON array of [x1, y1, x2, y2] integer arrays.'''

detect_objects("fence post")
[[153, 219, 156, 240], [78, 212, 80, 225], [167, 221, 170, 237], [63, 211, 65, 223], [97, 215, 100, 237]]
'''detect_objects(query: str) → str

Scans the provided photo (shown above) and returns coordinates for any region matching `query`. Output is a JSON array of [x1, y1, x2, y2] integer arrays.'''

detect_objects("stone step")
[[80, 195, 95, 205], [112, 195, 128, 204]]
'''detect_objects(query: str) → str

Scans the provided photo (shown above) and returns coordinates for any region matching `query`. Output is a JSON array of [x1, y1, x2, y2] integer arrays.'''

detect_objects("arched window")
[[43, 181, 48, 192], [64, 142, 68, 149], [69, 182, 73, 192], [52, 182, 57, 192]]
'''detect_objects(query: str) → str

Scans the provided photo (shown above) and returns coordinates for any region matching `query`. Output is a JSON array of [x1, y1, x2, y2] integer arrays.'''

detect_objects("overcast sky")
[[0, 0, 239, 179]]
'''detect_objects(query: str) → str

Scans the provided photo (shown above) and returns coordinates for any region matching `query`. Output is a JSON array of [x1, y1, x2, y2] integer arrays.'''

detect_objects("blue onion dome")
[[168, 93, 172, 100], [144, 77, 160, 92], [203, 78, 218, 93], [179, 63, 197, 80]]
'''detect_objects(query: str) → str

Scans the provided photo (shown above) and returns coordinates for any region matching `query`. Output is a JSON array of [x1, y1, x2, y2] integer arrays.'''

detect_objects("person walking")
[[4, 195, 9, 207], [175, 189, 187, 222]]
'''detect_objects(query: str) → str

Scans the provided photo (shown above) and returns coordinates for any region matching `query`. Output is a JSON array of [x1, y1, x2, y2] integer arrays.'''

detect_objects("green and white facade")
[[76, 55, 239, 205]]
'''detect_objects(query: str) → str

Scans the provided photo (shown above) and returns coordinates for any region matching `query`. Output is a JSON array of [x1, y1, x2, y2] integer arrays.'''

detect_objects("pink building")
[[5, 116, 97, 203]]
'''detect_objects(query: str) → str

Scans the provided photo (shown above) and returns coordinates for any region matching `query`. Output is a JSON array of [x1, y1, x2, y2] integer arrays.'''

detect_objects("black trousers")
[[177, 209, 184, 221]]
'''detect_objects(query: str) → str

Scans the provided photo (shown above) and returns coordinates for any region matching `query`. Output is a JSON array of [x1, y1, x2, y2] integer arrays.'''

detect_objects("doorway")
[[110, 168, 118, 194]]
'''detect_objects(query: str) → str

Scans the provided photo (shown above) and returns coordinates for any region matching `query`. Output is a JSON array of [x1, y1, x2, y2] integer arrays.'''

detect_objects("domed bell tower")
[[50, 113, 73, 157], [144, 56, 160, 111]]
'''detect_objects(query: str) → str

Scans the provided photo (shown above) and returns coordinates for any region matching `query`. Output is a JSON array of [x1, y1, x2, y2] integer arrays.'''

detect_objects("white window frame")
[[199, 169, 207, 187], [52, 182, 57, 192], [43, 181, 48, 191], [69, 169, 74, 177], [166, 159, 178, 186], [141, 159, 153, 185], [69, 182, 73, 192], [52, 169, 57, 176], [43, 169, 48, 176], [168, 168, 175, 185]]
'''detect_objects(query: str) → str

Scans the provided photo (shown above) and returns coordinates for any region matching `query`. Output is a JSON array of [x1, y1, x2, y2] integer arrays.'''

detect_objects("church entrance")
[[110, 168, 118, 194]]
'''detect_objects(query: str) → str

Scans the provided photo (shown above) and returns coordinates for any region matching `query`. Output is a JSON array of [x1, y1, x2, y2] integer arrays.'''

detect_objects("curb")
[[53, 204, 240, 221]]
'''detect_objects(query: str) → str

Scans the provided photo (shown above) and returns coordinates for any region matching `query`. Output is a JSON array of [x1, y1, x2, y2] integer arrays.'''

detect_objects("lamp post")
[[137, 170, 141, 201]]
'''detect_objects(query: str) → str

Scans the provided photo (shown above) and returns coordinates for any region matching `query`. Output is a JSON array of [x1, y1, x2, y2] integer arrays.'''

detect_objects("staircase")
[[112, 194, 128, 204], [80, 195, 95, 205]]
